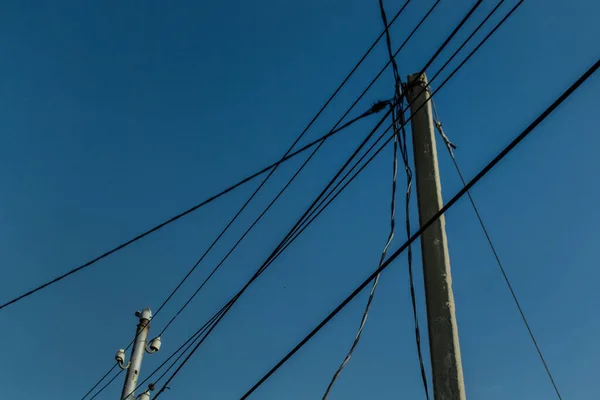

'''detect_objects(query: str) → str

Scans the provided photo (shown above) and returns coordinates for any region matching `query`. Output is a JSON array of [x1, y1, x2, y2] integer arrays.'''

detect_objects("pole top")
[[135, 308, 152, 321], [407, 72, 429, 88]]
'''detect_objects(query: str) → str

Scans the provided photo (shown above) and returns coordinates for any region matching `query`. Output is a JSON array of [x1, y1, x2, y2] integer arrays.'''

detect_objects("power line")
[[88, 369, 123, 400], [153, 106, 395, 399], [322, 110, 401, 399], [152, 2, 510, 394], [431, 101, 563, 399], [1, 1, 415, 314], [83, 107, 394, 400], [137, 0, 438, 344], [151, 1, 415, 322], [156, 103, 389, 338], [227, 0, 445, 296], [322, 0, 426, 396], [235, 1, 531, 395], [137, 120, 394, 400], [151, 0, 440, 340], [80, 2, 424, 396], [150, 0, 419, 336], [1, 120, 361, 314], [80, 106, 388, 400], [380, 0, 431, 392], [80, 364, 117, 400], [239, 56, 600, 400], [272, 0, 523, 294], [87, 1, 490, 396]]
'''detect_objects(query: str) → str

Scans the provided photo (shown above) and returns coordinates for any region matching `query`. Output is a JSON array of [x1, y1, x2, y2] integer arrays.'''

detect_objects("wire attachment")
[[370, 99, 392, 114]]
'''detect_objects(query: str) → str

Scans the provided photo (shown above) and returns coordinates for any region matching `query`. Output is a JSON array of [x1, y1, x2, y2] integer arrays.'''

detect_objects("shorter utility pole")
[[406, 72, 466, 400], [116, 308, 162, 400]]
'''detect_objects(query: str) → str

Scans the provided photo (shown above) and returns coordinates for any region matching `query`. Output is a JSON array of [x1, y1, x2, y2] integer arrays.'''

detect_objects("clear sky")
[[0, 0, 599, 399]]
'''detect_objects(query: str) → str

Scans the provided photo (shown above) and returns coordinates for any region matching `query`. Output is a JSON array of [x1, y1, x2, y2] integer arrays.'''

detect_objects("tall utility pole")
[[406, 72, 466, 400], [116, 308, 161, 400]]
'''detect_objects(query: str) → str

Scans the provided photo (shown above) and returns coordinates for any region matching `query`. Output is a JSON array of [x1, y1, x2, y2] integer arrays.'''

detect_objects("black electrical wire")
[[1, 1, 414, 314], [380, 0, 431, 396], [322, 0, 428, 396], [88, 1, 476, 396], [431, 103, 563, 399], [88, 369, 123, 400], [1, 119, 362, 315], [322, 113, 401, 399], [83, 105, 389, 395], [80, 104, 388, 400], [143, 122, 393, 400], [270, 0, 518, 303], [292, 0, 528, 261], [268, 0, 520, 290], [150, 0, 405, 318], [151, 2, 500, 394], [240, 56, 600, 400], [153, 106, 394, 400], [80, 2, 434, 396], [156, 103, 389, 338], [154, 105, 385, 337], [77, 110, 386, 400], [152, 0, 442, 339], [235, 2, 531, 395], [80, 364, 117, 400]]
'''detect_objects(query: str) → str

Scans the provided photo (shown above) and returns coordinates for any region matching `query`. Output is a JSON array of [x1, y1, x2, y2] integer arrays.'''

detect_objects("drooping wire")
[[85, 106, 395, 400], [148, 75, 443, 400], [239, 56, 600, 400], [1, 2, 415, 315], [82, 2, 437, 396], [381, 0, 431, 393], [151, 0, 442, 341], [156, 103, 390, 338], [2, 114, 363, 317], [150, 0, 408, 320], [97, 2, 481, 397], [153, 2, 500, 394], [322, 0, 427, 396], [237, 2, 528, 395], [151, 3, 486, 396], [152, 107, 398, 399], [431, 100, 563, 400], [322, 105, 401, 400], [140, 118, 394, 400], [78, 106, 386, 400]]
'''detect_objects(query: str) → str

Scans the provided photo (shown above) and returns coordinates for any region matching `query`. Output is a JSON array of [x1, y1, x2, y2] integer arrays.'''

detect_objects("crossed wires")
[[0, 2, 421, 316], [85, 1, 548, 399], [239, 55, 600, 400], [322, 0, 428, 397], [431, 99, 563, 399], [148, 1, 498, 397], [81, 1, 414, 398]]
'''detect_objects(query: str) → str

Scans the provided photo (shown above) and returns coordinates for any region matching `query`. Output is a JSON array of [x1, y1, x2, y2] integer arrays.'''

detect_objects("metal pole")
[[121, 308, 152, 400], [406, 72, 466, 400]]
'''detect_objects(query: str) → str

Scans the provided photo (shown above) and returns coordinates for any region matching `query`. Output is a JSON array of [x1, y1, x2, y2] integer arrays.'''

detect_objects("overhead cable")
[[151, 1, 496, 395], [431, 100, 563, 400], [2, 1, 414, 314], [239, 56, 600, 400]]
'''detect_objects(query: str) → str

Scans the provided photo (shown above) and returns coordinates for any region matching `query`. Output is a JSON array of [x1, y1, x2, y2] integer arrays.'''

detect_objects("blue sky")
[[0, 0, 599, 399]]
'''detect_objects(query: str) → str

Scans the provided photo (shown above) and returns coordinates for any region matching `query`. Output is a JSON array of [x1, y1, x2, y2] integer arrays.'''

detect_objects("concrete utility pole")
[[406, 72, 466, 400], [116, 308, 162, 400]]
